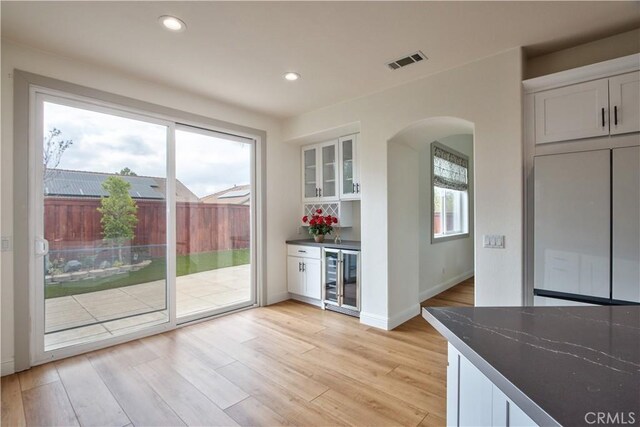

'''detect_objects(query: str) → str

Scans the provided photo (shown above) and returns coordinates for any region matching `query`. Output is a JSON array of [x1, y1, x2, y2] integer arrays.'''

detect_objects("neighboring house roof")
[[200, 184, 251, 205], [44, 169, 200, 202]]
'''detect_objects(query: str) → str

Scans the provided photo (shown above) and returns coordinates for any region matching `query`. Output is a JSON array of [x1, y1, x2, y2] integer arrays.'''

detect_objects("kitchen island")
[[423, 306, 640, 426]]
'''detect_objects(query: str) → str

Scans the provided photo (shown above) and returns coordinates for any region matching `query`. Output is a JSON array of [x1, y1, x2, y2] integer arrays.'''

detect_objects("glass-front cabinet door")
[[302, 146, 319, 200], [323, 249, 339, 305], [320, 142, 337, 199], [341, 250, 360, 310], [339, 134, 359, 199]]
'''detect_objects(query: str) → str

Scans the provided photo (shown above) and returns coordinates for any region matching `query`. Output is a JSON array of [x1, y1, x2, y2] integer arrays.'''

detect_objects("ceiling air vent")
[[387, 51, 427, 71]]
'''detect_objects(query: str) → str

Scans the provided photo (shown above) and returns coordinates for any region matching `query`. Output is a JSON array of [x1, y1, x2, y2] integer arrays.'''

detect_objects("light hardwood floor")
[[1, 278, 474, 427]]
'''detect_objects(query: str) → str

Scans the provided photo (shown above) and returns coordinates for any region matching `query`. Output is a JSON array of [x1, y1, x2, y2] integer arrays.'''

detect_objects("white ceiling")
[[2, 2, 639, 118]]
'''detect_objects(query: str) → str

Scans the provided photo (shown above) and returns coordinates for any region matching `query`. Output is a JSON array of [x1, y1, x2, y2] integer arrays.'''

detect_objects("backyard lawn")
[[45, 248, 250, 299]]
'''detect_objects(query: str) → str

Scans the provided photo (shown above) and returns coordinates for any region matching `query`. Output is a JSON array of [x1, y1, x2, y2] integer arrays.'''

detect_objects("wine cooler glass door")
[[323, 249, 340, 305], [341, 250, 360, 310]]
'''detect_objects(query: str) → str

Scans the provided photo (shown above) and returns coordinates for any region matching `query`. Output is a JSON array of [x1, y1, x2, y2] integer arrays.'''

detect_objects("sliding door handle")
[[35, 238, 49, 256]]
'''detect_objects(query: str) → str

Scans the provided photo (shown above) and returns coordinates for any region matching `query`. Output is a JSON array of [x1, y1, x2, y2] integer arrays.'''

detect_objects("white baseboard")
[[266, 291, 290, 305], [361, 303, 421, 330], [388, 303, 421, 330], [419, 270, 474, 303], [1, 359, 15, 376], [359, 311, 389, 330], [289, 294, 323, 308]]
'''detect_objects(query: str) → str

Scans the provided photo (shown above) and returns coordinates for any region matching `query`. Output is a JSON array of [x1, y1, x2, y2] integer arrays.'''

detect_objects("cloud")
[[43, 101, 252, 198]]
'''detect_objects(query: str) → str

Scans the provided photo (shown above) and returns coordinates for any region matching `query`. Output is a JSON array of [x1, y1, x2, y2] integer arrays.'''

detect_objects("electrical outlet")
[[483, 234, 505, 249], [1, 236, 12, 252]]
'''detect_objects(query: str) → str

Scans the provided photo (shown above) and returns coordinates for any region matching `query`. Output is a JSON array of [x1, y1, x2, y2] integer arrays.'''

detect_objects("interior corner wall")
[[0, 39, 298, 374], [419, 134, 475, 301], [283, 47, 524, 329]]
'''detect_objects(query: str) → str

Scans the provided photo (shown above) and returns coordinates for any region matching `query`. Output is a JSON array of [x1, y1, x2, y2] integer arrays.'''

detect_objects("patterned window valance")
[[432, 143, 468, 191]]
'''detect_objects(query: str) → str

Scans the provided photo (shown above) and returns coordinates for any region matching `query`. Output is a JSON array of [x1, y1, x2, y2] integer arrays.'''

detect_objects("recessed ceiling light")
[[159, 15, 186, 32], [284, 72, 301, 81]]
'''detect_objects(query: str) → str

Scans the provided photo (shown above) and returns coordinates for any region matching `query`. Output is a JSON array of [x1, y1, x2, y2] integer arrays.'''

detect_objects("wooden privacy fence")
[[44, 197, 250, 257], [433, 212, 456, 235]]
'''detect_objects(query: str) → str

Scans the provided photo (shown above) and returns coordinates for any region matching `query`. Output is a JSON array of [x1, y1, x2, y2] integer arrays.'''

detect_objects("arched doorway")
[[386, 117, 475, 327]]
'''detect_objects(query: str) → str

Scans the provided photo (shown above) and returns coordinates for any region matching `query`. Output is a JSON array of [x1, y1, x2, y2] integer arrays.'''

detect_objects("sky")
[[43, 101, 251, 198]]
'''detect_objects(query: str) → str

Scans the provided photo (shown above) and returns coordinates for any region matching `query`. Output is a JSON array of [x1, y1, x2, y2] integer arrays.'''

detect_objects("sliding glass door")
[[31, 90, 256, 363], [175, 126, 254, 321]]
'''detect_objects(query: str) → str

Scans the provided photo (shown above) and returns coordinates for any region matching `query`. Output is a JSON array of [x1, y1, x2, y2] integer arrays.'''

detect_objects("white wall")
[[387, 143, 420, 327], [0, 39, 299, 373], [526, 28, 640, 79], [418, 134, 474, 301], [283, 48, 524, 329]]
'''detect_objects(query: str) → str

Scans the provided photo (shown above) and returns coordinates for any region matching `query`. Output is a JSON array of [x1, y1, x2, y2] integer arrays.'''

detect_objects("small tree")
[[43, 128, 73, 184], [98, 176, 138, 263]]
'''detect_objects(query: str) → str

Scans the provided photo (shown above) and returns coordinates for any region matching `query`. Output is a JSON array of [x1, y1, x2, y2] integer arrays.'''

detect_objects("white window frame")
[[431, 142, 470, 243], [27, 84, 262, 366]]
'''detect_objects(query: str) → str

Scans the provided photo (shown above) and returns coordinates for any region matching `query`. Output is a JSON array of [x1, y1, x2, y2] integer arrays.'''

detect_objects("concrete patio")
[[44, 264, 251, 350]]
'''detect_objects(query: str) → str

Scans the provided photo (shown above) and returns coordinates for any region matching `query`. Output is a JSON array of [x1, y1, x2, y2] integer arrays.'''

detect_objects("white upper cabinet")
[[525, 54, 640, 145], [302, 140, 339, 202], [302, 134, 360, 202], [339, 134, 361, 200], [610, 71, 640, 135], [302, 146, 319, 201], [534, 78, 610, 144], [319, 141, 338, 200]]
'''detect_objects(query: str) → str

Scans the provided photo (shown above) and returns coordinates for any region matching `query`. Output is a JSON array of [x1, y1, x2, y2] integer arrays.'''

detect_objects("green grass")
[[45, 249, 250, 299]]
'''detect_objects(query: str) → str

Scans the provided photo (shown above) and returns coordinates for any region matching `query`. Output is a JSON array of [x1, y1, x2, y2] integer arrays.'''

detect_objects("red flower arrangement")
[[302, 208, 338, 240]]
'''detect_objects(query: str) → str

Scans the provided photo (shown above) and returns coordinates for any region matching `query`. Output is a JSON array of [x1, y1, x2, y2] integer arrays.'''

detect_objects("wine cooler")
[[322, 248, 360, 317]]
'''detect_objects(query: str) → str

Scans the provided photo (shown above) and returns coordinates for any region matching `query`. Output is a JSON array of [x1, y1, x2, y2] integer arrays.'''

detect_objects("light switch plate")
[[1, 236, 12, 252], [483, 234, 505, 249]]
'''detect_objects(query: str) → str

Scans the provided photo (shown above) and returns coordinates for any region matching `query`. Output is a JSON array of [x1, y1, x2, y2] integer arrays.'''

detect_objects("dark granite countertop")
[[286, 238, 361, 250], [423, 306, 640, 427]]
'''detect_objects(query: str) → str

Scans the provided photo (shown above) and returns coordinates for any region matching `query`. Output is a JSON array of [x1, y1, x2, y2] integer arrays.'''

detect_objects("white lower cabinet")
[[287, 245, 322, 300], [287, 256, 305, 295], [448, 343, 537, 427], [302, 258, 321, 299], [492, 387, 537, 427]]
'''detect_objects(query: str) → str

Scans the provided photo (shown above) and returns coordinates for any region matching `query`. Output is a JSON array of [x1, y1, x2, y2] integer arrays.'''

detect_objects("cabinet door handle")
[[302, 262, 306, 272], [319, 188, 322, 197], [614, 106, 618, 126], [315, 188, 319, 197], [298, 262, 302, 272], [352, 183, 356, 193], [601, 107, 605, 127], [356, 183, 360, 193]]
